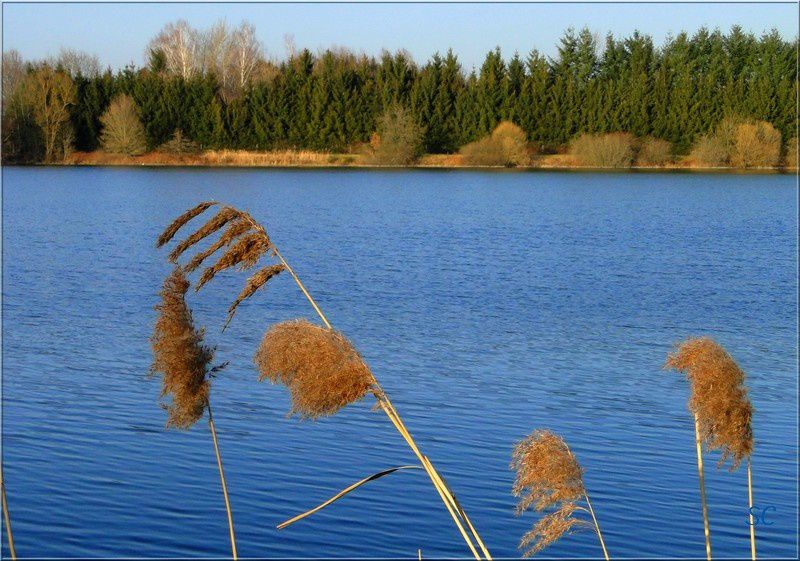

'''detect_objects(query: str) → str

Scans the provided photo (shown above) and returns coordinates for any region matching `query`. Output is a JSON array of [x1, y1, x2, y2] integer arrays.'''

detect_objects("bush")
[[690, 134, 729, 167], [636, 137, 673, 166], [730, 121, 781, 168], [569, 132, 635, 168], [100, 94, 147, 156], [785, 137, 798, 168], [367, 105, 424, 165], [460, 121, 530, 167], [160, 129, 200, 154]]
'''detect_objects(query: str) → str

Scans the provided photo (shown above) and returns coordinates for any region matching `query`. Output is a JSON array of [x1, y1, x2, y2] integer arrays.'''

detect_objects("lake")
[[1, 167, 797, 558]]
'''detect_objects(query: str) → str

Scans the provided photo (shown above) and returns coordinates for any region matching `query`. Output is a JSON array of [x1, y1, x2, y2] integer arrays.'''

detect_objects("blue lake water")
[[1, 167, 797, 558]]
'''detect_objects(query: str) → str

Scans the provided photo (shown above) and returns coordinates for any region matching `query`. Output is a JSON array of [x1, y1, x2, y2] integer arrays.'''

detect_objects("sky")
[[2, 2, 798, 71]]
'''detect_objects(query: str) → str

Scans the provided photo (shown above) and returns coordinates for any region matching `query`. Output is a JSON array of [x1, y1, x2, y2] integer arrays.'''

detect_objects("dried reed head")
[[511, 430, 586, 513], [150, 268, 216, 429], [157, 201, 216, 248], [665, 337, 754, 469], [511, 430, 588, 556], [254, 319, 374, 419], [518, 503, 587, 558], [158, 203, 281, 330]]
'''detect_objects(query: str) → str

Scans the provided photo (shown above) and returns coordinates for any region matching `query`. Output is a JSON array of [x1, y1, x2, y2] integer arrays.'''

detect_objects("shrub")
[[100, 94, 147, 156], [785, 137, 798, 168], [160, 129, 200, 154], [367, 105, 424, 165], [636, 137, 672, 166], [730, 121, 781, 168], [569, 132, 635, 168], [690, 134, 728, 167], [460, 121, 530, 167]]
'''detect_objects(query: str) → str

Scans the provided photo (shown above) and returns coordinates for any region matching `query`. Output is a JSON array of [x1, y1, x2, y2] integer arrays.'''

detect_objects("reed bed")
[[511, 430, 609, 559], [149, 267, 238, 559], [201, 149, 352, 167], [157, 201, 492, 560], [665, 337, 756, 560]]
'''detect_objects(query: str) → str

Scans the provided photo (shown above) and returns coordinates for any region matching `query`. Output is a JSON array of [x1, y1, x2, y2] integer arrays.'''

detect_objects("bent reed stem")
[[1, 468, 16, 561], [248, 223, 490, 559], [208, 403, 238, 560], [695, 415, 712, 561], [747, 460, 756, 560], [583, 492, 609, 560]]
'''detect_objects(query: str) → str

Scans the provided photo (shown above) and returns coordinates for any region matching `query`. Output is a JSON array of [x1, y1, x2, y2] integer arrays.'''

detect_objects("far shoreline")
[[6, 150, 796, 174]]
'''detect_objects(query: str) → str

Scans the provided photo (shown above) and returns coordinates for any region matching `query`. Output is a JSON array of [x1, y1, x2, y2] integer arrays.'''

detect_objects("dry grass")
[[157, 201, 217, 248], [254, 319, 374, 419], [665, 337, 754, 469], [226, 264, 286, 327], [169, 207, 240, 263], [511, 430, 588, 557], [202, 149, 353, 167], [150, 268, 216, 429]]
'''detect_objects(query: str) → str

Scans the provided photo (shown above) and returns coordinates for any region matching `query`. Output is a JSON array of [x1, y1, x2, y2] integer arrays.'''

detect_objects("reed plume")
[[255, 319, 373, 418], [149, 267, 238, 559], [511, 430, 608, 559], [157, 202, 492, 560], [665, 337, 756, 560]]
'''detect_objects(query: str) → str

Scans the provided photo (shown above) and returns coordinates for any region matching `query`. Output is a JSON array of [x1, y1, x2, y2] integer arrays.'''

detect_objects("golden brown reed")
[[225, 264, 285, 327], [150, 268, 216, 429], [185, 219, 252, 273], [665, 337, 754, 469], [511, 430, 587, 557], [518, 503, 587, 558], [169, 207, 241, 263], [157, 201, 216, 248], [254, 319, 374, 419], [196, 232, 271, 290]]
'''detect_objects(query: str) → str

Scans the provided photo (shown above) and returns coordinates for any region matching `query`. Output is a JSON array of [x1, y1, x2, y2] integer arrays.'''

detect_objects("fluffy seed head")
[[518, 503, 587, 558], [511, 430, 586, 513], [185, 218, 252, 273], [150, 268, 215, 429], [254, 319, 374, 419], [196, 232, 271, 290], [665, 337, 754, 469], [225, 264, 285, 328]]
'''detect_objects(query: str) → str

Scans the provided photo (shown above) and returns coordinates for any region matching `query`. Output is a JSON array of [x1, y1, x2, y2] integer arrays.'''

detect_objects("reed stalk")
[[1, 468, 16, 561], [747, 460, 756, 560], [247, 217, 491, 559], [158, 204, 491, 559], [695, 415, 712, 561], [583, 493, 609, 561], [208, 404, 238, 561]]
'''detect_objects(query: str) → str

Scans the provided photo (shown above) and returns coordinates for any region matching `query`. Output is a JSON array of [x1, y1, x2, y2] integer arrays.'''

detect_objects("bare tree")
[[100, 94, 147, 155], [2, 50, 26, 108], [50, 48, 101, 77], [148, 20, 199, 79], [230, 21, 262, 89], [199, 20, 233, 89], [20, 66, 76, 162]]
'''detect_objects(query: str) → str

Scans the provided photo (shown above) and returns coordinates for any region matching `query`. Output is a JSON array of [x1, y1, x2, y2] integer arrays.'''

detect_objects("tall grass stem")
[[255, 225, 490, 559], [208, 404, 238, 560], [584, 493, 609, 560], [695, 415, 712, 560], [1, 468, 16, 561], [748, 460, 756, 560]]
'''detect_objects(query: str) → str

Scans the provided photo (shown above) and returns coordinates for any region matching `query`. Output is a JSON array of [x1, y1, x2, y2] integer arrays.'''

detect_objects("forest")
[[2, 21, 797, 165]]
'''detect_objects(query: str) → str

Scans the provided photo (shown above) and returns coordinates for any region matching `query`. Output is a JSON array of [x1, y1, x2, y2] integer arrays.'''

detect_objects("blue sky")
[[2, 2, 798, 71]]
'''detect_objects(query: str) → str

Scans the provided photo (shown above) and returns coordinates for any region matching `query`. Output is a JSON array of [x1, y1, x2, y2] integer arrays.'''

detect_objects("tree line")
[[2, 21, 797, 163]]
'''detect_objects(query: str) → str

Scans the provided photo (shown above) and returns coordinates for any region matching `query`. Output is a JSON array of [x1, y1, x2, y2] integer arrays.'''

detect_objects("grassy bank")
[[57, 149, 796, 172]]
